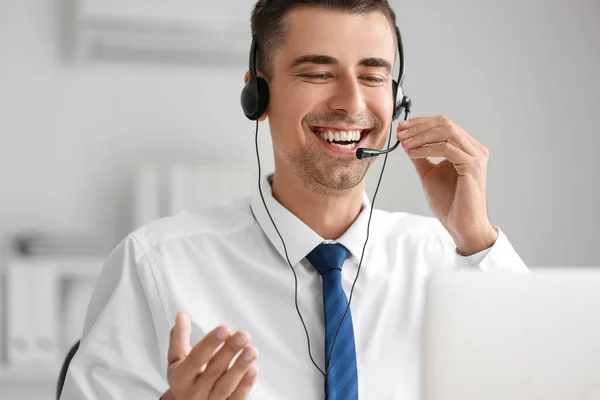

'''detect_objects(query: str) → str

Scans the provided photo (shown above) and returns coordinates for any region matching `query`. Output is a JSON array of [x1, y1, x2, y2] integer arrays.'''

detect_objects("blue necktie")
[[306, 243, 359, 400]]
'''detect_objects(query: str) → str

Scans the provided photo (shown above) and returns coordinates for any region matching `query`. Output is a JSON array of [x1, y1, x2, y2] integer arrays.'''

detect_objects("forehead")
[[277, 7, 396, 66]]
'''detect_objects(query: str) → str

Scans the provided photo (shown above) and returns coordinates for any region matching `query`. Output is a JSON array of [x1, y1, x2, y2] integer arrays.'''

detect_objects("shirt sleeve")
[[60, 234, 170, 399], [454, 227, 529, 272]]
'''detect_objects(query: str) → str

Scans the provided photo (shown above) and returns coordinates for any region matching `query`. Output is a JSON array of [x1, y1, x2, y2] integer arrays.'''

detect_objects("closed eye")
[[300, 73, 332, 80], [361, 76, 387, 84], [299, 73, 387, 87]]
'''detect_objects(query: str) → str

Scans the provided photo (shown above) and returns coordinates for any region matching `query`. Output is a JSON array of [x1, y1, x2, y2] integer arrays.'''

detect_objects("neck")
[[270, 168, 364, 241]]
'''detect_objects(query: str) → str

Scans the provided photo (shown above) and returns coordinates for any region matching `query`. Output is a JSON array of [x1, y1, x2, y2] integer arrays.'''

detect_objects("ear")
[[244, 71, 250, 84]]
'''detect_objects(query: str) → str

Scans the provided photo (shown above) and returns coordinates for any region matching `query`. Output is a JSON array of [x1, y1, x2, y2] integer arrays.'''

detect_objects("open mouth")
[[310, 127, 370, 150]]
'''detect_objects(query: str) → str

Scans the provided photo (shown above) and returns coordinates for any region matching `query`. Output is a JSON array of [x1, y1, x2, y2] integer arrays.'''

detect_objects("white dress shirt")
[[61, 174, 527, 400]]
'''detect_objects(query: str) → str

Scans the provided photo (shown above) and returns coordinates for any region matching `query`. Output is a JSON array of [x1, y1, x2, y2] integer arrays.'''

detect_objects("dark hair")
[[250, 0, 397, 80]]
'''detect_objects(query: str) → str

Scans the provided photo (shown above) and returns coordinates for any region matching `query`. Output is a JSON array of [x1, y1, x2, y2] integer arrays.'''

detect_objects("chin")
[[313, 165, 366, 193]]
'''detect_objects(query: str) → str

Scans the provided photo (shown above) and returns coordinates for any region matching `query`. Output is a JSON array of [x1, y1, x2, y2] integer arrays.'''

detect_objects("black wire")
[[254, 119, 326, 378], [254, 107, 410, 400], [323, 109, 410, 394]]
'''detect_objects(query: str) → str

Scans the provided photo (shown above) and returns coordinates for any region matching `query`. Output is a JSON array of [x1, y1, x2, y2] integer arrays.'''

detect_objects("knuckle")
[[482, 146, 490, 158], [209, 383, 231, 400], [187, 350, 210, 371], [442, 143, 451, 157], [225, 338, 241, 351], [202, 339, 220, 355], [215, 344, 237, 362], [167, 374, 185, 393], [472, 157, 485, 171], [439, 114, 450, 124], [201, 361, 222, 381], [167, 368, 184, 390]]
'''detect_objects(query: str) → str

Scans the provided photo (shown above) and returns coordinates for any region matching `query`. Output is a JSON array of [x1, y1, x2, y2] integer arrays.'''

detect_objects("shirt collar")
[[250, 173, 372, 266]]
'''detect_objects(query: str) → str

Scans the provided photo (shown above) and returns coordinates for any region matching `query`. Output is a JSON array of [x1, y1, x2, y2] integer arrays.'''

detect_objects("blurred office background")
[[0, 0, 598, 398]]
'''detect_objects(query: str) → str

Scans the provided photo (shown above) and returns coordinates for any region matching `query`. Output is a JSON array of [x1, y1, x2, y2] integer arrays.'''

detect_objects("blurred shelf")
[[1, 256, 104, 279], [0, 364, 60, 383]]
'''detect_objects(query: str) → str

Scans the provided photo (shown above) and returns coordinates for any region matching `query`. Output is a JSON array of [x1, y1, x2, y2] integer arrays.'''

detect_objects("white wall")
[[0, 0, 598, 398], [1, 0, 599, 268], [383, 0, 600, 266]]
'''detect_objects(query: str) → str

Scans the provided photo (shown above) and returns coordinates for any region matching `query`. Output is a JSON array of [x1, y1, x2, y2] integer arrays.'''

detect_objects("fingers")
[[166, 318, 259, 400], [397, 116, 478, 156], [206, 346, 258, 400], [168, 312, 192, 366], [396, 116, 429, 132], [407, 142, 471, 166], [397, 117, 441, 142], [227, 366, 259, 400], [401, 126, 478, 156], [180, 325, 231, 382], [194, 331, 252, 398]]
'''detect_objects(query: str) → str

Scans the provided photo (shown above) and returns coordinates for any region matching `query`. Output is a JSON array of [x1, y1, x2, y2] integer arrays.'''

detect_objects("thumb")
[[168, 312, 192, 366]]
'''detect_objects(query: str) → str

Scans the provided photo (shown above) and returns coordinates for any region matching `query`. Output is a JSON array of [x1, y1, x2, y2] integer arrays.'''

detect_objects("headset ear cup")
[[255, 77, 270, 120], [393, 100, 403, 121], [392, 103, 400, 121], [392, 80, 402, 121], [241, 82, 259, 120], [391, 80, 402, 121]]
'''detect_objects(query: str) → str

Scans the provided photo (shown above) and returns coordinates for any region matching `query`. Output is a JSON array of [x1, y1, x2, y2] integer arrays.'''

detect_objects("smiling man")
[[60, 1, 527, 400]]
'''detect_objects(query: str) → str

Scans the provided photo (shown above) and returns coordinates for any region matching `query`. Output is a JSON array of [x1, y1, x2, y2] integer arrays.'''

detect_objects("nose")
[[327, 73, 367, 117]]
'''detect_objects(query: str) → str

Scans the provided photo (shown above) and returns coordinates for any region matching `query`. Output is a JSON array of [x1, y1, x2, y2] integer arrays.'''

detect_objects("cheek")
[[271, 82, 325, 118], [269, 83, 327, 139], [268, 85, 295, 125], [267, 84, 316, 148], [368, 90, 394, 123]]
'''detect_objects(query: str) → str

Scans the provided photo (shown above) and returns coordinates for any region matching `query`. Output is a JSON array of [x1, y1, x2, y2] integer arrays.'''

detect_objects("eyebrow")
[[359, 57, 393, 74], [290, 54, 392, 74]]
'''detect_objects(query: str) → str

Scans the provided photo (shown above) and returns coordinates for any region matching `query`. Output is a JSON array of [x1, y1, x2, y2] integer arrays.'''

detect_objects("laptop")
[[421, 268, 600, 400]]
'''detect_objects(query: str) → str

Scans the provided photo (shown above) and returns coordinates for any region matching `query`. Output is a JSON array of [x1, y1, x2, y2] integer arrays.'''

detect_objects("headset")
[[241, 21, 412, 399], [241, 26, 412, 154]]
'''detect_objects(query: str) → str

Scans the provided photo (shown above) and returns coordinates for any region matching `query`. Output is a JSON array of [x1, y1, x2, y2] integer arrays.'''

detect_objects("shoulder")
[[127, 196, 256, 255], [371, 208, 455, 246]]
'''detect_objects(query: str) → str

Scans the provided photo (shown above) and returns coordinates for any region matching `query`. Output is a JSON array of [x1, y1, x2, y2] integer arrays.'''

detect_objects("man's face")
[[265, 7, 396, 195]]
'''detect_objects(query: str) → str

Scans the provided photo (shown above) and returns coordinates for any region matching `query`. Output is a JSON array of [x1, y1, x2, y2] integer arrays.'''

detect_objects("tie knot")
[[306, 243, 349, 275]]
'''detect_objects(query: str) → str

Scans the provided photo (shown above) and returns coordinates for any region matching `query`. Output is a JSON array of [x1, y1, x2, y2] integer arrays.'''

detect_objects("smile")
[[310, 127, 370, 150]]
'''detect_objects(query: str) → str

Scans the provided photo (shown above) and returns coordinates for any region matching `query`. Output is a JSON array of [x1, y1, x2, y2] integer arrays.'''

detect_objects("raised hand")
[[162, 313, 258, 400]]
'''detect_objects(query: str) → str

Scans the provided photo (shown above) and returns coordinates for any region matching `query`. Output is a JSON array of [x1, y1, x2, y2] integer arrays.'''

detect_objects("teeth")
[[331, 142, 358, 149], [314, 129, 363, 143]]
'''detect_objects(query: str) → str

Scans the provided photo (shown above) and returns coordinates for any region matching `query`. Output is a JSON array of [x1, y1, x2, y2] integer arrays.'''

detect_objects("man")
[[60, 1, 527, 399]]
